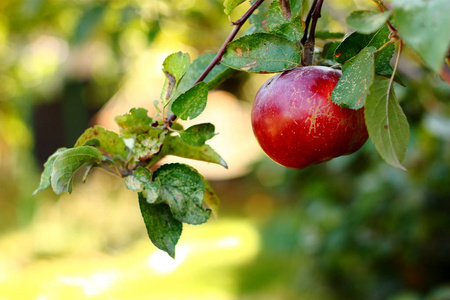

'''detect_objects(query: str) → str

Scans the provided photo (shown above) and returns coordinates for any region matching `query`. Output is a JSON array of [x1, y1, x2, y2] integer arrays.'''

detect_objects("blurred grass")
[[0, 220, 259, 299], [0, 174, 260, 299]]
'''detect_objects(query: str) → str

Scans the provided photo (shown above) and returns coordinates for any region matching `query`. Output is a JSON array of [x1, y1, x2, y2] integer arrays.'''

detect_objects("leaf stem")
[[375, 39, 396, 54], [164, 0, 266, 127], [382, 40, 406, 171], [99, 164, 123, 177], [96, 147, 127, 176], [387, 40, 402, 99]]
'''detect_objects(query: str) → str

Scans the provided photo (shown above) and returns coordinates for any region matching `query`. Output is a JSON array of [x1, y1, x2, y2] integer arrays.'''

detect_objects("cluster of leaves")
[[221, 0, 449, 171], [34, 52, 235, 257], [35, 0, 449, 257], [331, 0, 449, 171], [223, 0, 305, 72]]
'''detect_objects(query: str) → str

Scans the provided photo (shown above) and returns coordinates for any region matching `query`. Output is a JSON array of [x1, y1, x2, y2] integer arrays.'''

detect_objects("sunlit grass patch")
[[0, 218, 259, 299]]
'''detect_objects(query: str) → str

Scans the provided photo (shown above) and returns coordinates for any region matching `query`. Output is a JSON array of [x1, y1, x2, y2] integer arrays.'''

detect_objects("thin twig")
[[195, 0, 266, 84], [376, 39, 396, 54], [165, 0, 266, 127], [300, 0, 318, 45], [301, 0, 324, 66], [307, 0, 324, 45]]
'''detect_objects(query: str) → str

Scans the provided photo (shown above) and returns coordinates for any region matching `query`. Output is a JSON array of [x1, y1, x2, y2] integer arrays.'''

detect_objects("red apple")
[[251, 66, 368, 169]]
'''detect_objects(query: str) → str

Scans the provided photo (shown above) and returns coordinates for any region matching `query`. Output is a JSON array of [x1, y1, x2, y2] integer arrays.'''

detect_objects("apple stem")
[[164, 0, 266, 127], [301, 0, 324, 66]]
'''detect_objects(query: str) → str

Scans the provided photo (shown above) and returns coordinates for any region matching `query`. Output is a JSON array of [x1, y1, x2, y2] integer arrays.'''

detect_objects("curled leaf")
[[161, 52, 190, 102], [51, 147, 103, 194], [33, 148, 67, 195]]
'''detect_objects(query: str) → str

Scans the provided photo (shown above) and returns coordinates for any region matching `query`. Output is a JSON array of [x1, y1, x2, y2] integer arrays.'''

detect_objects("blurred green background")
[[1, 0, 450, 299]]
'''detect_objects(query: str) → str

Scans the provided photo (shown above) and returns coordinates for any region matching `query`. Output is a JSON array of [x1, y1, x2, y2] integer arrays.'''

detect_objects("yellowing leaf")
[[224, 0, 246, 15]]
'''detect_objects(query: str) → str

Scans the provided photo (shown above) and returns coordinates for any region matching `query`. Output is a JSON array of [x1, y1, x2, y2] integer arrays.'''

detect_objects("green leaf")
[[138, 193, 182, 258], [80, 139, 101, 148], [315, 31, 345, 40], [288, 0, 302, 19], [346, 10, 391, 34], [322, 41, 340, 60], [332, 47, 376, 109], [81, 163, 96, 183], [178, 123, 216, 146], [171, 82, 208, 121], [51, 147, 104, 194], [115, 108, 153, 136], [333, 26, 395, 77], [154, 163, 210, 225], [367, 25, 395, 76], [222, 33, 301, 73], [161, 52, 190, 101], [249, 1, 270, 33], [365, 76, 410, 170], [393, 0, 450, 73], [163, 52, 190, 82], [151, 136, 227, 168], [33, 148, 67, 195], [125, 167, 160, 203], [170, 122, 184, 131], [375, 42, 395, 77], [75, 126, 128, 158], [334, 31, 374, 64], [175, 53, 236, 99], [266, 1, 303, 43], [223, 0, 246, 15]]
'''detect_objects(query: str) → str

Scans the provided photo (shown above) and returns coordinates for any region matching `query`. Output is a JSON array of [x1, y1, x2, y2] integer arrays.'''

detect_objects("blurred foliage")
[[0, 0, 449, 299], [0, 0, 233, 230]]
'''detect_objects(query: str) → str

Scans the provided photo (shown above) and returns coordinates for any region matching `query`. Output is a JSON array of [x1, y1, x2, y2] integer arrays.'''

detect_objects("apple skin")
[[251, 66, 368, 169]]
